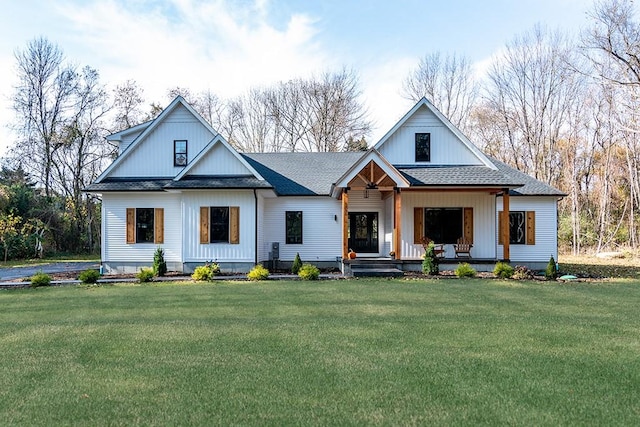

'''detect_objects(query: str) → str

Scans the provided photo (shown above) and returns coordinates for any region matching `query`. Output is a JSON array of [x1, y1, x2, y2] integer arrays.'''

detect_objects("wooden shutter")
[[463, 207, 474, 243], [413, 207, 423, 243], [498, 211, 503, 245], [230, 206, 240, 244], [526, 211, 536, 245], [126, 208, 135, 244], [154, 208, 164, 244], [200, 207, 210, 244]]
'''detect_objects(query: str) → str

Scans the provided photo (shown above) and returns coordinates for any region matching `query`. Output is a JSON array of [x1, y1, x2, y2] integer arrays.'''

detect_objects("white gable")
[[185, 141, 253, 176], [374, 99, 496, 169], [109, 104, 216, 178]]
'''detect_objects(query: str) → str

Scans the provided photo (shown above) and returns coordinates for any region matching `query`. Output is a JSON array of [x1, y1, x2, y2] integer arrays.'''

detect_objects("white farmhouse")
[[86, 96, 564, 274]]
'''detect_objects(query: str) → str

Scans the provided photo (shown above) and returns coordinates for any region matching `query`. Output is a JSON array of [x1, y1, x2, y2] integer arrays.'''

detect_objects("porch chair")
[[454, 237, 472, 258], [420, 237, 445, 258]]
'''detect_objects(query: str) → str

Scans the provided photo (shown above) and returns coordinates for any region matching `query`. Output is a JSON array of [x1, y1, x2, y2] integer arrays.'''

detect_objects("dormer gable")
[[96, 96, 218, 183], [374, 98, 496, 170]]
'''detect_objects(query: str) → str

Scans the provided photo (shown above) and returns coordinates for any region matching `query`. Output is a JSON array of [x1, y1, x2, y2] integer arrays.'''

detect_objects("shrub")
[[247, 264, 270, 281], [78, 269, 100, 284], [291, 252, 303, 275], [545, 256, 558, 281], [493, 262, 514, 279], [512, 265, 534, 280], [191, 262, 221, 281], [421, 241, 439, 275], [455, 262, 476, 278], [153, 246, 167, 277], [137, 268, 154, 283], [30, 271, 51, 287], [298, 263, 320, 280]]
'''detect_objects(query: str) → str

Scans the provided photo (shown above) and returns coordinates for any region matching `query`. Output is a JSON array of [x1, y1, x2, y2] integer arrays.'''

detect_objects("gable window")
[[199, 206, 240, 244], [174, 140, 187, 166], [286, 211, 303, 244], [415, 133, 431, 162], [126, 208, 164, 244]]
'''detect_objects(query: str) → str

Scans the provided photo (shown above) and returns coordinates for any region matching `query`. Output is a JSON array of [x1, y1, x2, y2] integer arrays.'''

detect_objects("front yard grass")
[[1, 279, 639, 425]]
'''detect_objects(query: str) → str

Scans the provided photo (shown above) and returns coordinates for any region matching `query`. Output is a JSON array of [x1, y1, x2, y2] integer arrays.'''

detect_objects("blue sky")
[[0, 0, 600, 154]]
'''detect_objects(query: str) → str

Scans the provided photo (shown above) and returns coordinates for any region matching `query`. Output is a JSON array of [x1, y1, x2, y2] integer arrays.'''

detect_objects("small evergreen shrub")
[[153, 246, 167, 277], [137, 268, 154, 283], [298, 263, 320, 280], [512, 265, 534, 280], [421, 241, 439, 275], [78, 269, 100, 284], [455, 262, 477, 278], [493, 262, 514, 279], [247, 264, 270, 281], [30, 271, 51, 287], [291, 252, 303, 275], [545, 256, 558, 281]]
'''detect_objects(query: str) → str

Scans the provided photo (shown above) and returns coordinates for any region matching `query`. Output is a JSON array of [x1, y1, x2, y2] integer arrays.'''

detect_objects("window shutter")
[[230, 206, 240, 244], [413, 207, 423, 244], [200, 207, 210, 244], [498, 211, 503, 245], [526, 211, 536, 245], [154, 208, 164, 244], [463, 207, 474, 243], [126, 208, 135, 244]]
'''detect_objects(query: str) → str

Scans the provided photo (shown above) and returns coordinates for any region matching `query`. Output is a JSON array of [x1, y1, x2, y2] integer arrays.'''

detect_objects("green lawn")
[[1, 279, 639, 426]]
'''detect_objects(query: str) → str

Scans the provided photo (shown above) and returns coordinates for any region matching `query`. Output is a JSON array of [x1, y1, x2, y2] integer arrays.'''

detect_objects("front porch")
[[342, 257, 502, 277]]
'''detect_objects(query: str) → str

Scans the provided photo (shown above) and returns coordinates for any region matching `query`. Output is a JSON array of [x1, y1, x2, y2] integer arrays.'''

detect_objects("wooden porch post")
[[394, 188, 401, 259], [502, 188, 510, 261], [342, 189, 349, 259]]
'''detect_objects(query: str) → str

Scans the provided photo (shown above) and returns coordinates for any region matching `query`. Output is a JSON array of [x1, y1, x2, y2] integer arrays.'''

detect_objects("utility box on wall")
[[271, 242, 280, 260]]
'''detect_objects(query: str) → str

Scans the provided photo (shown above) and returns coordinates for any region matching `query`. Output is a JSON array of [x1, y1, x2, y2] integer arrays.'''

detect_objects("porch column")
[[394, 188, 401, 259], [502, 188, 510, 261], [342, 189, 349, 259]]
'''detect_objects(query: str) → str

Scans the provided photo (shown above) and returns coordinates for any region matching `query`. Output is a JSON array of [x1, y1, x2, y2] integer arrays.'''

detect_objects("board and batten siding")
[[378, 106, 482, 166], [110, 105, 216, 178], [186, 143, 252, 176], [102, 193, 182, 263], [182, 190, 256, 262], [261, 197, 343, 262], [401, 191, 496, 259], [497, 196, 558, 262], [118, 128, 146, 155]]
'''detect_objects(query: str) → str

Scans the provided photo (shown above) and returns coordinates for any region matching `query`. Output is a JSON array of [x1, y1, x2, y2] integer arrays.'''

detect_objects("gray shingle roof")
[[243, 152, 363, 196], [398, 165, 523, 187], [85, 176, 270, 192], [489, 158, 566, 196]]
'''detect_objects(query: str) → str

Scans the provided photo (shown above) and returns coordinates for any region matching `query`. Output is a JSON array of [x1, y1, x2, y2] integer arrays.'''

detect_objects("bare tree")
[[402, 52, 479, 133], [112, 79, 145, 131], [12, 37, 77, 197]]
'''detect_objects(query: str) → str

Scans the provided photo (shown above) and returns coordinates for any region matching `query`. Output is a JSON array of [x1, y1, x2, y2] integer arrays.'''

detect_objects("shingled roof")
[[398, 165, 522, 187], [242, 152, 363, 196], [489, 158, 566, 196], [85, 176, 270, 192]]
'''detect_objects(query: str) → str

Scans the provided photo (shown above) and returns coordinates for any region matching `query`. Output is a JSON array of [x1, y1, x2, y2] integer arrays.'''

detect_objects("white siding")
[[384, 195, 393, 256], [401, 191, 497, 259], [497, 196, 558, 262], [111, 105, 216, 178], [102, 193, 182, 263], [119, 129, 146, 154], [262, 197, 343, 262], [187, 142, 253, 176], [378, 106, 482, 166], [182, 190, 256, 262]]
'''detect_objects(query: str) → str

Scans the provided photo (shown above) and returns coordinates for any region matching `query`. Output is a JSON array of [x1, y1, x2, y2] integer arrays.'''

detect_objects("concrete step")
[[351, 267, 404, 278]]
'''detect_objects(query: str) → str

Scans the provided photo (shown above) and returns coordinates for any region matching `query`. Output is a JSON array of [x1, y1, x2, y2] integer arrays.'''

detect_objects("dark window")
[[174, 140, 187, 166], [424, 208, 462, 244], [415, 133, 431, 162], [136, 208, 155, 243], [509, 211, 526, 244], [210, 207, 229, 243], [286, 211, 303, 244]]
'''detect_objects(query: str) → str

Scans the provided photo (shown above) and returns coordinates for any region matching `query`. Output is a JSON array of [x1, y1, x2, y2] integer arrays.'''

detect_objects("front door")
[[348, 212, 378, 254]]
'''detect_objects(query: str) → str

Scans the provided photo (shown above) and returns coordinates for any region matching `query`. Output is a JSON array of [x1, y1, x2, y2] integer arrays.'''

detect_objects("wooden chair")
[[420, 237, 445, 258], [454, 237, 472, 258]]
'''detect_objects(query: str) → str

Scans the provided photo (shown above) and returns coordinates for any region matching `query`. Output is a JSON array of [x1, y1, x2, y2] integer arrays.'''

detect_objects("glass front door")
[[348, 212, 378, 254]]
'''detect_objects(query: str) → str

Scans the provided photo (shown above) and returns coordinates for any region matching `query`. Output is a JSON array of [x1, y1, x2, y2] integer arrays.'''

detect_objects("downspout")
[[254, 189, 258, 266]]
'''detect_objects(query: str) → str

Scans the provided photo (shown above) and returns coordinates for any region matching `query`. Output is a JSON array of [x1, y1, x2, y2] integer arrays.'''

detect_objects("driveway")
[[0, 262, 100, 281]]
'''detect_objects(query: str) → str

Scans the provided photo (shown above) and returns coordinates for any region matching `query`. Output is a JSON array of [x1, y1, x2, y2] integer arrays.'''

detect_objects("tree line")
[[2, 0, 637, 258]]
